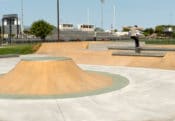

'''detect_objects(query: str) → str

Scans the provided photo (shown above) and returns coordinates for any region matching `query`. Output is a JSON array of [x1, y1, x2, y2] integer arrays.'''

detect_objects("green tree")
[[172, 32, 175, 38], [122, 27, 130, 32], [23, 29, 31, 35], [155, 25, 164, 36], [30, 20, 54, 40], [143, 28, 154, 36], [114, 29, 118, 32], [155, 25, 175, 37], [95, 27, 104, 32]]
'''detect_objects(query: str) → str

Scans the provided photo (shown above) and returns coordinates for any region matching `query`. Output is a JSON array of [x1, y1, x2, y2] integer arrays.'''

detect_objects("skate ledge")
[[112, 51, 165, 57], [108, 46, 175, 51]]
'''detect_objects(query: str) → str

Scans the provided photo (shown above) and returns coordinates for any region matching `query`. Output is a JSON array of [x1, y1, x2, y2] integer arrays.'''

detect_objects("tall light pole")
[[113, 5, 116, 31], [21, 0, 24, 38], [87, 8, 90, 25], [57, 0, 60, 41], [100, 0, 104, 29]]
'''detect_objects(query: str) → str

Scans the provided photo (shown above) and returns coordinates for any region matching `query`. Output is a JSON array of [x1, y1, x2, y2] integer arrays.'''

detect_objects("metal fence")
[[0, 30, 131, 45]]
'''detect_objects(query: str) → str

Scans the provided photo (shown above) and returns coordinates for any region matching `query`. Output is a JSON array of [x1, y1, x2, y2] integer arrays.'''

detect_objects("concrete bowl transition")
[[0, 57, 129, 99]]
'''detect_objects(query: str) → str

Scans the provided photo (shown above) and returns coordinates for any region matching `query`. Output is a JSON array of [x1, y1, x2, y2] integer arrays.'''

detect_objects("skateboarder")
[[129, 25, 143, 53]]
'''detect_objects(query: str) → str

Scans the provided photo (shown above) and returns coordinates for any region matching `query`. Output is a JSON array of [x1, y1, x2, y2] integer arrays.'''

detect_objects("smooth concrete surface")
[[0, 57, 175, 121]]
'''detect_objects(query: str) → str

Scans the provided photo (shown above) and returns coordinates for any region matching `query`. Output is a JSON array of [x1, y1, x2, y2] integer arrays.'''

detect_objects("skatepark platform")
[[1, 42, 175, 121], [112, 51, 165, 57], [108, 46, 175, 57], [108, 46, 175, 51]]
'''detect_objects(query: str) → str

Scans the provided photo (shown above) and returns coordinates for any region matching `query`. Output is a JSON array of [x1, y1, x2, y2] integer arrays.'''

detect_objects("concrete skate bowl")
[[0, 57, 129, 99]]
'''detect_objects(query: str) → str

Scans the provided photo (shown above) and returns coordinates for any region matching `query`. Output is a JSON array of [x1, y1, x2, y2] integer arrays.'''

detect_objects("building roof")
[[3, 14, 18, 19]]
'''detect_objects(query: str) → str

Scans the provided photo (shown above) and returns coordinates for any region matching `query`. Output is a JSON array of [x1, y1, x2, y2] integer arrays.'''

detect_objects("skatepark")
[[0, 41, 175, 121]]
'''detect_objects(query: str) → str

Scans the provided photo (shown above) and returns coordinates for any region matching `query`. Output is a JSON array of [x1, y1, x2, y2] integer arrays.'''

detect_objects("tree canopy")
[[95, 27, 104, 32], [122, 27, 130, 32], [30, 20, 54, 40], [143, 28, 154, 36], [155, 25, 175, 35]]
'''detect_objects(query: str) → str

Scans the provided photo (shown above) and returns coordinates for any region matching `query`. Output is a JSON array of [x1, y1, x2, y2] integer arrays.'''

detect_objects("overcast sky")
[[0, 0, 175, 30]]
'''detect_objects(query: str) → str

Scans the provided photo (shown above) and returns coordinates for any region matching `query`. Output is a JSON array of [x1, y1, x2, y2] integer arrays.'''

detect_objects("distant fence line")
[[0, 31, 131, 44], [47, 31, 130, 41]]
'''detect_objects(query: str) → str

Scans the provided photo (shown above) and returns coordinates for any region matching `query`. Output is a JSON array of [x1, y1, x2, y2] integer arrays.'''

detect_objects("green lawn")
[[145, 39, 175, 45], [0, 43, 41, 55]]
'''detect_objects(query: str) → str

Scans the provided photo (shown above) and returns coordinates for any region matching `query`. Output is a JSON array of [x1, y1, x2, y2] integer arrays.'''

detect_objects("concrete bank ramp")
[[0, 57, 112, 97], [36, 42, 175, 70]]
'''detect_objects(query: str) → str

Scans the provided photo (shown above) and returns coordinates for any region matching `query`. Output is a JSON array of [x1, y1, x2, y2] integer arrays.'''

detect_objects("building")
[[164, 27, 174, 37], [114, 32, 129, 37], [1, 14, 21, 42], [59, 24, 74, 30], [77, 24, 95, 32], [47, 23, 119, 41]]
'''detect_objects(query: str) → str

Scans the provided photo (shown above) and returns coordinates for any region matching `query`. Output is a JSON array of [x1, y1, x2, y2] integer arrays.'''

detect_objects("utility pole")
[[9, 18, 12, 44], [0, 23, 1, 45], [100, 0, 104, 29], [113, 5, 116, 31], [87, 8, 90, 25], [21, 0, 24, 38], [57, 0, 60, 41]]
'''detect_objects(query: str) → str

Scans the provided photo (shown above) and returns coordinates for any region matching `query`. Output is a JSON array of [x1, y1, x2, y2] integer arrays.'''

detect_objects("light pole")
[[21, 0, 24, 38], [113, 5, 116, 31], [100, 0, 104, 29], [57, 0, 60, 41]]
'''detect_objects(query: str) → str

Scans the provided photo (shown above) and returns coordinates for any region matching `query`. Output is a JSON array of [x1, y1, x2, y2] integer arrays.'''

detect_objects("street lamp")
[[100, 0, 104, 29], [21, 0, 24, 38], [57, 0, 60, 41]]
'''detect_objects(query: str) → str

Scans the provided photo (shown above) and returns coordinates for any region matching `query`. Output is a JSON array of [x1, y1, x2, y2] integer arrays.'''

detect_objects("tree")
[[122, 27, 130, 32], [114, 29, 118, 32], [23, 28, 31, 35], [95, 27, 104, 32], [155, 25, 164, 36], [30, 20, 54, 40], [143, 28, 154, 36], [155, 25, 175, 37]]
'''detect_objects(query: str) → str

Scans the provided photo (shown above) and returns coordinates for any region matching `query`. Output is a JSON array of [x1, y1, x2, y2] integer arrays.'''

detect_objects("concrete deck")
[[0, 57, 175, 121]]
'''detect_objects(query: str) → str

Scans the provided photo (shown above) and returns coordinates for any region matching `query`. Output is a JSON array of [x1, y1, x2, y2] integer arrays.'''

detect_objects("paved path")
[[0, 57, 175, 121]]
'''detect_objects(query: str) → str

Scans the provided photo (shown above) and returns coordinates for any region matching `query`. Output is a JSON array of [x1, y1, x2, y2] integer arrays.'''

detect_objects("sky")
[[0, 0, 175, 31]]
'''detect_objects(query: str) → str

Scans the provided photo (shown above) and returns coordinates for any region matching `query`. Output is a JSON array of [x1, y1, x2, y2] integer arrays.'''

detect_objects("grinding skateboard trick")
[[127, 25, 143, 53]]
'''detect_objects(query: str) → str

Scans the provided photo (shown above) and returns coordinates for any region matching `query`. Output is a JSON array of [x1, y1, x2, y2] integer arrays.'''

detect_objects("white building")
[[77, 24, 94, 32], [2, 14, 21, 38], [114, 32, 129, 37], [59, 24, 74, 30]]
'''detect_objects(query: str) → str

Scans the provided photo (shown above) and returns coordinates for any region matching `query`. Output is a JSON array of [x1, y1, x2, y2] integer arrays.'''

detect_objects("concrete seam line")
[[55, 100, 66, 121]]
